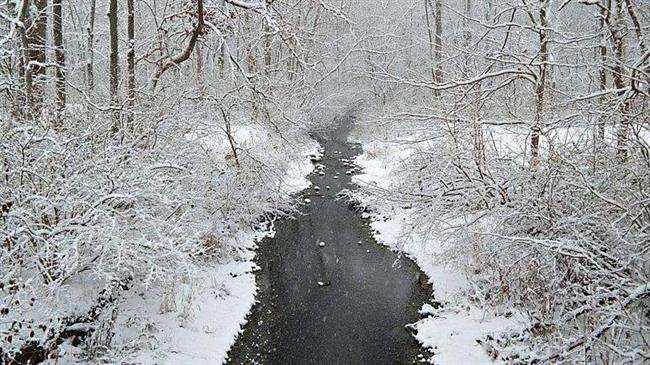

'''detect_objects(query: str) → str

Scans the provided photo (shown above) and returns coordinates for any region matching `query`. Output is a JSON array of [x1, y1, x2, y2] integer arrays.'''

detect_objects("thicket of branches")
[[2, 0, 648, 362], [0, 0, 348, 362], [353, 0, 649, 362]]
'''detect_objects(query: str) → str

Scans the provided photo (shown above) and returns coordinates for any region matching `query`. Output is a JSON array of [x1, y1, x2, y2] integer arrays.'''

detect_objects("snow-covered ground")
[[350, 137, 526, 364], [105, 228, 274, 365]]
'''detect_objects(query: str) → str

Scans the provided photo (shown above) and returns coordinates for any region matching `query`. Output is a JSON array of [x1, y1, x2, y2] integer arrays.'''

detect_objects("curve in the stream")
[[226, 114, 432, 365]]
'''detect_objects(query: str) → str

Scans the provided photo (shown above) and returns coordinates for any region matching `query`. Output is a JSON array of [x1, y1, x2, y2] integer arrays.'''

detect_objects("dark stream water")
[[226, 114, 431, 364]]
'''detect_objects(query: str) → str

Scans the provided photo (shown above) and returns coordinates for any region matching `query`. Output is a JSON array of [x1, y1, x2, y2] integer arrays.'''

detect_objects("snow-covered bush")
[[345, 0, 650, 360], [0, 97, 314, 360], [352, 112, 649, 362], [1, 0, 345, 359]]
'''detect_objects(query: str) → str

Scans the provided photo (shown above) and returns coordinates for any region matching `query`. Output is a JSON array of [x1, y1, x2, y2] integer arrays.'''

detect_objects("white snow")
[[283, 149, 319, 193], [418, 303, 436, 316], [414, 306, 524, 365], [111, 230, 266, 365]]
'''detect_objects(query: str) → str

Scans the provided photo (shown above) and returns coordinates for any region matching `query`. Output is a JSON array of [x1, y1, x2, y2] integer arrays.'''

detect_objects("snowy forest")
[[0, 0, 648, 364]]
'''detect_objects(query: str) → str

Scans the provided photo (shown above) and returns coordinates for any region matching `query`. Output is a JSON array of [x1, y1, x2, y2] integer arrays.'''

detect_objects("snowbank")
[[109, 229, 265, 365], [351, 137, 524, 364]]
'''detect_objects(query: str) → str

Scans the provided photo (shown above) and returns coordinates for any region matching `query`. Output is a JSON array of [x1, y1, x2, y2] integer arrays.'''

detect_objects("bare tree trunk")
[[424, 0, 437, 87], [196, 44, 206, 97], [464, 0, 485, 173], [109, 0, 120, 131], [27, 0, 48, 114], [597, 1, 608, 146], [17, 0, 33, 117], [246, 15, 257, 75], [531, 0, 550, 164], [622, 0, 648, 91], [221, 108, 240, 167], [463, 0, 472, 46], [127, 0, 135, 126], [433, 0, 443, 85], [87, 0, 96, 91], [623, 0, 647, 57], [286, 43, 296, 82], [473, 114, 486, 173], [53, 0, 66, 118], [263, 24, 272, 71], [219, 40, 227, 75], [461, 0, 472, 77], [608, 0, 630, 159]]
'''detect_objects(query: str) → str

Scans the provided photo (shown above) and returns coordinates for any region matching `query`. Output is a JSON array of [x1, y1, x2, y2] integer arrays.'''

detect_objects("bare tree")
[[528, 0, 550, 163], [109, 0, 120, 130], [596, 0, 633, 159], [433, 0, 443, 85], [26, 0, 47, 114], [16, 0, 33, 116], [53, 0, 66, 118], [127, 0, 135, 126], [87, 0, 96, 91], [424, 0, 436, 85], [597, 0, 609, 147]]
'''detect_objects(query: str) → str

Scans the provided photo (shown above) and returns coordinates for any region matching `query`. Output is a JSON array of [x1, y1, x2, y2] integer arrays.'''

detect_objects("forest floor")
[[225, 114, 432, 364]]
